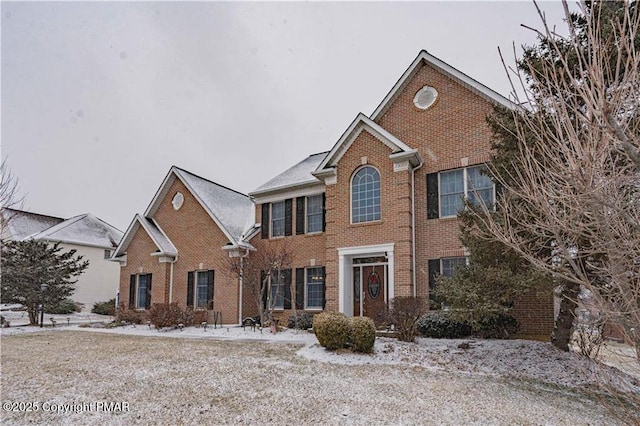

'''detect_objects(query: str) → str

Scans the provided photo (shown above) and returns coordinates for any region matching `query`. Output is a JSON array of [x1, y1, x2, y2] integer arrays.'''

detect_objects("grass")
[[1, 331, 621, 425]]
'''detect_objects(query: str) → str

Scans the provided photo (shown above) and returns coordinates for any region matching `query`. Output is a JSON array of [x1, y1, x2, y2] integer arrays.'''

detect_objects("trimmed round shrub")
[[416, 312, 472, 338], [313, 312, 350, 350], [349, 316, 376, 353]]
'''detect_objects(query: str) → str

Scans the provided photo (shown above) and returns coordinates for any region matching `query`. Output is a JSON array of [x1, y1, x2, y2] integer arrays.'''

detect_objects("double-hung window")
[[306, 195, 323, 233], [438, 165, 494, 217], [129, 273, 152, 310], [441, 257, 468, 278], [271, 201, 285, 237], [305, 267, 324, 309], [187, 270, 214, 310], [270, 272, 286, 310]]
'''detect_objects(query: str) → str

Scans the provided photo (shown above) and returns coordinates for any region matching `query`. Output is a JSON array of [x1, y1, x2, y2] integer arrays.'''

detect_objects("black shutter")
[[428, 259, 440, 291], [321, 267, 326, 310], [495, 182, 504, 203], [129, 275, 136, 309], [296, 197, 305, 235], [427, 173, 439, 219], [295, 268, 305, 310], [187, 271, 194, 307], [145, 274, 152, 309], [284, 199, 293, 236], [321, 193, 326, 232], [207, 270, 215, 310], [261, 203, 270, 239], [283, 269, 292, 310]]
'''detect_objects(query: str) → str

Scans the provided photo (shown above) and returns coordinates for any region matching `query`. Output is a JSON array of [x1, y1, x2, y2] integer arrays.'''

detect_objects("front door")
[[353, 259, 387, 321]]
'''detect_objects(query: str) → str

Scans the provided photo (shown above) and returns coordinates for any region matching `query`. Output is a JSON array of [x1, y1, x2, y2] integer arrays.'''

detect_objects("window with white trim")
[[196, 271, 209, 309], [351, 166, 381, 223], [439, 165, 494, 217], [269, 272, 285, 310], [271, 201, 285, 237], [306, 195, 323, 233], [305, 267, 324, 309], [136, 274, 151, 310], [441, 257, 468, 277]]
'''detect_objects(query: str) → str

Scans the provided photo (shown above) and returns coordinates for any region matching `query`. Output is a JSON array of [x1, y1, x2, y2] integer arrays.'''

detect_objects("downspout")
[[238, 249, 250, 324], [168, 255, 178, 303], [411, 158, 424, 298]]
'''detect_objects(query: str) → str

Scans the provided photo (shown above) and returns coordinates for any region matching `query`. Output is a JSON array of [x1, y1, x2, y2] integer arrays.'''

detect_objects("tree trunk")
[[28, 307, 38, 325], [552, 281, 580, 351]]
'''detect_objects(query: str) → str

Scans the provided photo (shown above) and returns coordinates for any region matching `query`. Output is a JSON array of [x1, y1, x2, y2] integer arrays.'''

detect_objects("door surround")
[[337, 243, 395, 316]]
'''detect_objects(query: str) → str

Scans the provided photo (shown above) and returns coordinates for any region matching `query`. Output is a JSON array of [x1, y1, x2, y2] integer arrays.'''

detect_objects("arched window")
[[351, 166, 381, 223]]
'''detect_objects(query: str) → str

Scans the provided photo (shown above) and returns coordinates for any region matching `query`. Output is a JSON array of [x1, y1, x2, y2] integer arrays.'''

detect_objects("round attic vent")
[[172, 192, 184, 210], [413, 86, 438, 110]]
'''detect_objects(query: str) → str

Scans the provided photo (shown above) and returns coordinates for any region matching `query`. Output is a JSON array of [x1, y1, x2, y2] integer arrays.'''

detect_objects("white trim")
[[370, 50, 516, 121], [113, 214, 178, 258], [438, 165, 496, 218], [314, 114, 420, 173], [304, 266, 325, 310], [337, 243, 395, 317], [251, 184, 325, 205], [305, 194, 324, 235], [350, 165, 382, 225]]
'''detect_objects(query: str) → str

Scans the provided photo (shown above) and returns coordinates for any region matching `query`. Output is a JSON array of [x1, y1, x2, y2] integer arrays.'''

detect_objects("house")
[[112, 167, 256, 324], [1, 208, 124, 311], [114, 51, 554, 339]]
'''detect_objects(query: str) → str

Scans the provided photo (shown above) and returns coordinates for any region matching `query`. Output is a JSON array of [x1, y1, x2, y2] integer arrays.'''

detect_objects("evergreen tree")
[[1, 240, 89, 325]]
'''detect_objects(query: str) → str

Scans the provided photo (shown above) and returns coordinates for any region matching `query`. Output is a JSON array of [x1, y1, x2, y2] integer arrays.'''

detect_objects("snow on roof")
[[250, 152, 328, 195], [173, 168, 255, 242], [141, 216, 177, 255], [1, 208, 65, 241], [29, 213, 124, 249]]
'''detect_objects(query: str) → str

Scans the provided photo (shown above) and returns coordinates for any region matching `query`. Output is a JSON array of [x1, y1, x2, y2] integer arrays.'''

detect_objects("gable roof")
[[145, 166, 255, 245], [314, 113, 422, 172], [250, 152, 328, 196], [370, 50, 516, 121], [113, 214, 177, 258], [1, 208, 64, 241], [29, 213, 123, 249]]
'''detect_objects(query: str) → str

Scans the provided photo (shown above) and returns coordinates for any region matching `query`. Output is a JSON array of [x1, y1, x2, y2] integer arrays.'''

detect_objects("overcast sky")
[[1, 1, 569, 232]]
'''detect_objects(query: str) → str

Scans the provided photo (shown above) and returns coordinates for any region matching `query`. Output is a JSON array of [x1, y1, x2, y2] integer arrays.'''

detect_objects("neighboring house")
[[114, 50, 554, 338], [1, 208, 124, 311], [112, 167, 256, 324]]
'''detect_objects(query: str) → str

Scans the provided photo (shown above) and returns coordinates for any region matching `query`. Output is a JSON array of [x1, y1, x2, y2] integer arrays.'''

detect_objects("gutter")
[[411, 156, 424, 298]]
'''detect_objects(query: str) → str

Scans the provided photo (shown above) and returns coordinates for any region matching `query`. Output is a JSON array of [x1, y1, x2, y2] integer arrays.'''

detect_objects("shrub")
[[288, 312, 315, 330], [115, 303, 147, 324], [474, 314, 519, 339], [384, 297, 427, 342], [191, 309, 207, 326], [44, 298, 80, 314], [313, 312, 350, 350], [149, 303, 184, 328], [416, 312, 472, 338], [92, 299, 116, 316], [348, 316, 376, 353]]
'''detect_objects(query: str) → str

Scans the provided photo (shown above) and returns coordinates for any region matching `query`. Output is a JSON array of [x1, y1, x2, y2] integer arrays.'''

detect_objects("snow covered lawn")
[[1, 327, 637, 425]]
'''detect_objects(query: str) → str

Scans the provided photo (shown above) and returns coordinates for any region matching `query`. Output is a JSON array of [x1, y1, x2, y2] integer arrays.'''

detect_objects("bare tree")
[[227, 239, 294, 327], [0, 158, 25, 236], [472, 1, 640, 361]]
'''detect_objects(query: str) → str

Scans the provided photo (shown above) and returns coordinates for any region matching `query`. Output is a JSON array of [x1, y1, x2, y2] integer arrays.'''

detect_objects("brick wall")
[[119, 176, 241, 324]]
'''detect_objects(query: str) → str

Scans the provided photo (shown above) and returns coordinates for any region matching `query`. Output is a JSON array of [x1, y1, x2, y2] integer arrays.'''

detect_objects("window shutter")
[[322, 193, 326, 232], [187, 271, 194, 307], [321, 267, 326, 309], [145, 275, 152, 309], [284, 199, 293, 236], [428, 259, 440, 291], [261, 203, 270, 239], [296, 197, 305, 235], [427, 173, 439, 219], [129, 275, 136, 309], [207, 270, 215, 310], [295, 268, 305, 310], [283, 269, 292, 310]]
